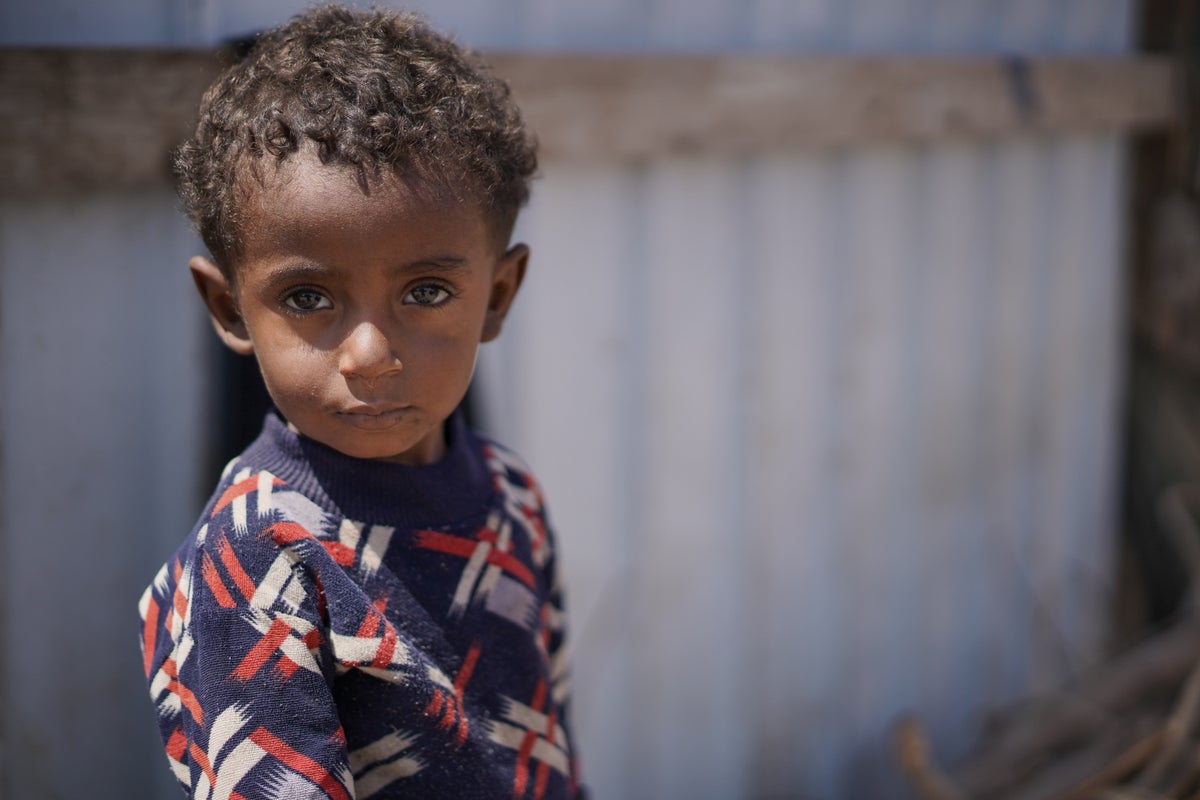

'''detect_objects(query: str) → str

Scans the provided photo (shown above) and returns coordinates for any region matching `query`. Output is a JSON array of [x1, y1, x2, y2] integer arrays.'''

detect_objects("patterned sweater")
[[139, 410, 581, 799]]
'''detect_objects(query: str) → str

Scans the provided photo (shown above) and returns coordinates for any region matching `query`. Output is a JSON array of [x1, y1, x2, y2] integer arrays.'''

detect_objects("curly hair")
[[174, 4, 538, 272]]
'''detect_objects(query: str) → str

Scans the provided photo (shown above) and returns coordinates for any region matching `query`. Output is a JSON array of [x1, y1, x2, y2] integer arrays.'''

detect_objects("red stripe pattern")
[[139, 414, 581, 798]]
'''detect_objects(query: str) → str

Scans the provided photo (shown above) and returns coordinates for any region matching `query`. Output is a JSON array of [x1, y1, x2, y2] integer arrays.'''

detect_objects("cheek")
[[255, 341, 327, 399], [408, 328, 481, 378], [410, 311, 482, 351]]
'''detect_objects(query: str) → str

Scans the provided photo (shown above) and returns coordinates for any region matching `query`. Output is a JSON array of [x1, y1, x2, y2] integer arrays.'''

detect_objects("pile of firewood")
[[895, 485, 1200, 800]]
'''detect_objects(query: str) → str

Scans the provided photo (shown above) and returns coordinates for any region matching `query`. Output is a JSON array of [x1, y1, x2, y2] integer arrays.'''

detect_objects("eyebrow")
[[260, 257, 469, 284], [260, 263, 329, 284], [401, 257, 469, 274]]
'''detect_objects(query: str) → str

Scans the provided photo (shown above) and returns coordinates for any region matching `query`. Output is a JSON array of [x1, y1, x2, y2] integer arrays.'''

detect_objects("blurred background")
[[1, 0, 1195, 798]]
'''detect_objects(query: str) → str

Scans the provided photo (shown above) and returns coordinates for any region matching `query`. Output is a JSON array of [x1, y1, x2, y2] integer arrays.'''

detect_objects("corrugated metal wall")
[[0, 194, 209, 800], [0, 1, 1136, 798], [486, 139, 1130, 799]]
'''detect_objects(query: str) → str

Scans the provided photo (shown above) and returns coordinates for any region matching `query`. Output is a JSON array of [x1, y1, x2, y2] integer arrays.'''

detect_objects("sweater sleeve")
[[541, 526, 587, 799], [139, 515, 354, 800]]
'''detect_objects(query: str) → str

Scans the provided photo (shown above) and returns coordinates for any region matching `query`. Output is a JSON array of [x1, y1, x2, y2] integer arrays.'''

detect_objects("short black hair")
[[174, 4, 537, 272]]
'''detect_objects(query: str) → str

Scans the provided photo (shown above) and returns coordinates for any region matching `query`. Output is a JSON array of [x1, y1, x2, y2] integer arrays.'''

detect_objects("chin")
[[288, 409, 444, 464], [331, 436, 409, 461], [348, 432, 444, 465]]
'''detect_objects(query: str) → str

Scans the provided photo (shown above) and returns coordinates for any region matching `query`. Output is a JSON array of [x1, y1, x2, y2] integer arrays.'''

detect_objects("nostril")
[[339, 321, 403, 380], [340, 357, 403, 381]]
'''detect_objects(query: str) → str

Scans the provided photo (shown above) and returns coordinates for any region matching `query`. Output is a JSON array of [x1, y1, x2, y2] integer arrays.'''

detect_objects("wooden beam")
[[0, 49, 1180, 195], [0, 50, 226, 196], [494, 54, 1180, 159]]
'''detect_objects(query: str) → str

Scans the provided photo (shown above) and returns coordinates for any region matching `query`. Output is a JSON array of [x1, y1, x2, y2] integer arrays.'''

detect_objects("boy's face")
[[191, 154, 526, 465]]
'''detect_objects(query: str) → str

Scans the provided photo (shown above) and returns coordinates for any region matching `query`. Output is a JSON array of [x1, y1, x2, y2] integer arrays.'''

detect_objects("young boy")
[[138, 7, 582, 798]]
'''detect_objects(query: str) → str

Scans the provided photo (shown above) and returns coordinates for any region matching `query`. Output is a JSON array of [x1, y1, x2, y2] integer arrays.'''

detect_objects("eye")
[[404, 284, 451, 306], [284, 289, 332, 312]]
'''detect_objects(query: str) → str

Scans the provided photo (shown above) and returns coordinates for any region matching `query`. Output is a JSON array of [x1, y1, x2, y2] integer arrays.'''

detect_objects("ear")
[[189, 256, 254, 356], [481, 243, 529, 343]]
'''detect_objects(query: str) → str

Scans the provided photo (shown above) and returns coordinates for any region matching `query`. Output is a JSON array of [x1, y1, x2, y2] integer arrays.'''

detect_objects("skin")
[[191, 153, 527, 465]]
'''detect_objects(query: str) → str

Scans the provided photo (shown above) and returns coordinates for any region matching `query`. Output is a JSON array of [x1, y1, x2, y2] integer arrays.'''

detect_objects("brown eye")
[[284, 290, 331, 312], [405, 285, 450, 306]]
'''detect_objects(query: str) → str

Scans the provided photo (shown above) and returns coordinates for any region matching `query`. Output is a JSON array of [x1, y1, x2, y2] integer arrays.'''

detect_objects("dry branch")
[[896, 607, 1200, 799], [895, 717, 968, 800], [948, 618, 1200, 797]]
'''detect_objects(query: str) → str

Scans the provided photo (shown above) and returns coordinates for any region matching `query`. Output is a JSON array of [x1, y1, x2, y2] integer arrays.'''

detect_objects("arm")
[[141, 522, 353, 799]]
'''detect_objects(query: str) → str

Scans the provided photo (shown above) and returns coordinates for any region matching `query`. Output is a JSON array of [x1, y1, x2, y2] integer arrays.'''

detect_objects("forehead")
[[231, 154, 496, 271]]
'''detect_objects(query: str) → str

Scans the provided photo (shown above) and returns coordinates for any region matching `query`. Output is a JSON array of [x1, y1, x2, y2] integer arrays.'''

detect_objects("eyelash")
[[282, 288, 331, 313], [404, 283, 455, 307], [279, 282, 457, 315]]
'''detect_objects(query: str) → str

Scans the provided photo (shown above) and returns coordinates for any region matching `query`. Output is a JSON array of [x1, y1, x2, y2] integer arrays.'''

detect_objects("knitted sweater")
[[139, 411, 580, 799]]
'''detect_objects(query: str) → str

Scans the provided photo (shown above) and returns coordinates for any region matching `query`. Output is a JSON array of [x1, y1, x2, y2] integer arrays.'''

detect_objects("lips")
[[335, 404, 410, 430]]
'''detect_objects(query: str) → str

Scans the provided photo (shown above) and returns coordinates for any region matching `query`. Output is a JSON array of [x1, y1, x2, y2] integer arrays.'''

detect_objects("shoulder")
[[138, 466, 320, 637], [474, 433, 546, 507], [469, 432, 559, 567], [147, 443, 360, 616]]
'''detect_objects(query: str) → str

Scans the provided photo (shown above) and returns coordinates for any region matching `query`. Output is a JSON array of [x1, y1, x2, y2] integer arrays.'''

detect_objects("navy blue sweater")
[[140, 411, 581, 799]]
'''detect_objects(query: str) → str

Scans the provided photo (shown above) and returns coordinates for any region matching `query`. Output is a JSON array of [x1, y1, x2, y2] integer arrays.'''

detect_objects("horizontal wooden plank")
[[495, 54, 1179, 159], [0, 49, 1179, 194], [0, 50, 226, 196]]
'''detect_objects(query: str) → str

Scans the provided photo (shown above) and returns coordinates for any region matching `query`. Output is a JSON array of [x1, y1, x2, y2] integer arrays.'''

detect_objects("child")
[[138, 6, 583, 798]]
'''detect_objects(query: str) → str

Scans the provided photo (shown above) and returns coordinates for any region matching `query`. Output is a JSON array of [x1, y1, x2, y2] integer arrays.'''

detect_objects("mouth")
[[335, 404, 410, 430]]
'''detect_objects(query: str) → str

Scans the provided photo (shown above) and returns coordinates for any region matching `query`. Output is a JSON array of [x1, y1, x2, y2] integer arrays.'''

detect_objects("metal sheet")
[[0, 1, 1138, 798]]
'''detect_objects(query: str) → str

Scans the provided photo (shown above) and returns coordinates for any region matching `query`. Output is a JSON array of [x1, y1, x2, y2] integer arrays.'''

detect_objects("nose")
[[338, 320, 403, 384]]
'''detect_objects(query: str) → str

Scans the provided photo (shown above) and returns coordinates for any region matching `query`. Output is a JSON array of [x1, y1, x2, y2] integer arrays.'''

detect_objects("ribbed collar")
[[240, 409, 494, 529]]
